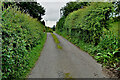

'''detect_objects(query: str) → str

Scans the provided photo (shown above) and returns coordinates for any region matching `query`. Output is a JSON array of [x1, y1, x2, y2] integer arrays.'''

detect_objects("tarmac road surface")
[[28, 33, 106, 78]]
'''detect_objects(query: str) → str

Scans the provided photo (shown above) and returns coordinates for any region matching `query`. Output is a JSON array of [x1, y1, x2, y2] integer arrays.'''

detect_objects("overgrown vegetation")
[[2, 4, 46, 79], [26, 33, 47, 77], [51, 33, 60, 44], [51, 33, 62, 49], [45, 26, 53, 33], [56, 2, 120, 77], [56, 2, 88, 33], [60, 2, 89, 17], [64, 73, 72, 78], [57, 45, 62, 49]]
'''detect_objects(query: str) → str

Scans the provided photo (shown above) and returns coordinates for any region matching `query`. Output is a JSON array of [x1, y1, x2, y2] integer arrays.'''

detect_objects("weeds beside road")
[[51, 33, 62, 49]]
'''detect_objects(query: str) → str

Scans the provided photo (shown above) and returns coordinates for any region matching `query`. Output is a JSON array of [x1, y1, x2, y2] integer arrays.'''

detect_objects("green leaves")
[[56, 2, 120, 76], [2, 6, 46, 79], [62, 2, 114, 45], [61, 2, 89, 17], [95, 51, 120, 69]]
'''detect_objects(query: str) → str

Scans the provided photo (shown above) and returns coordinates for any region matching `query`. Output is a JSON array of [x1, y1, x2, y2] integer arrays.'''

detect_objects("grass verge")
[[51, 33, 60, 44], [24, 33, 47, 78], [51, 33, 62, 49]]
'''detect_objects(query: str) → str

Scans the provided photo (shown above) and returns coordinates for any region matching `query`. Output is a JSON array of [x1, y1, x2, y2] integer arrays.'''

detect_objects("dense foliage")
[[56, 2, 120, 77], [61, 2, 89, 17], [56, 16, 66, 33], [45, 26, 53, 33], [3, 1, 45, 21], [65, 2, 114, 45], [2, 5, 46, 78], [57, 1, 89, 34], [114, 1, 120, 16]]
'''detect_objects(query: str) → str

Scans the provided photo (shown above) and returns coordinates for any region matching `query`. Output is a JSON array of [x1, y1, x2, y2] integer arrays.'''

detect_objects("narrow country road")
[[28, 33, 106, 78]]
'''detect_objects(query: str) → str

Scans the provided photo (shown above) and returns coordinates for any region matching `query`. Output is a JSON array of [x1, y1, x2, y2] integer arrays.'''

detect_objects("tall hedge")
[[64, 2, 114, 45], [56, 2, 120, 76], [56, 16, 66, 34], [2, 6, 46, 78]]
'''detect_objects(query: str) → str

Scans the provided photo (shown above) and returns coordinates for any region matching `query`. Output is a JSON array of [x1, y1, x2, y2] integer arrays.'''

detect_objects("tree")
[[61, 2, 89, 17], [53, 25, 55, 31], [41, 20, 45, 26], [56, 16, 66, 33], [16, 2, 45, 21], [3, 2, 45, 21]]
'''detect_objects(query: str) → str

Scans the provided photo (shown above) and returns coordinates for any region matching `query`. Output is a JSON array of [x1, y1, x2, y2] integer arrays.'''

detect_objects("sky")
[[37, 0, 76, 27], [36, 0, 114, 27]]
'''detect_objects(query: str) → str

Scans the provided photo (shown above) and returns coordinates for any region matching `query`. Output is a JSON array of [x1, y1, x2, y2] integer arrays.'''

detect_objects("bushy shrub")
[[56, 16, 66, 34], [2, 6, 46, 78], [56, 2, 120, 76], [64, 2, 114, 45]]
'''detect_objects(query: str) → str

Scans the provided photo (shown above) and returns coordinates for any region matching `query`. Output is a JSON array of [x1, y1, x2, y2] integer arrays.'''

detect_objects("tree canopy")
[[3, 2, 45, 21], [60, 2, 89, 17]]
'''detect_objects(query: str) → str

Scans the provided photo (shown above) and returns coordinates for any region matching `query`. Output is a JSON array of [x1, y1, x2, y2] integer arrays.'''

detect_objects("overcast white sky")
[[37, 0, 76, 27], [37, 0, 115, 27]]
